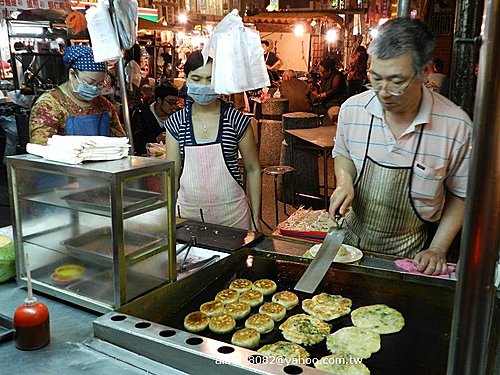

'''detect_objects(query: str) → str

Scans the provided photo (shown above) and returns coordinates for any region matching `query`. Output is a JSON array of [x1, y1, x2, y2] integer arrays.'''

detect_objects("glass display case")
[[7, 154, 176, 313]]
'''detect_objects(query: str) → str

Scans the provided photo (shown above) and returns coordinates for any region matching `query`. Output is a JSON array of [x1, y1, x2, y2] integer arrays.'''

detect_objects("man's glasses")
[[365, 72, 417, 96]]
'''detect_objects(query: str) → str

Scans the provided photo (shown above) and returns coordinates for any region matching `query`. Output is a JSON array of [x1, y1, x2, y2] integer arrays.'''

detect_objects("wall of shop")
[[265, 32, 311, 73]]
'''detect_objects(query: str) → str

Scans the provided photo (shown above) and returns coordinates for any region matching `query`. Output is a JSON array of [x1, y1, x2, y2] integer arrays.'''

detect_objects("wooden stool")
[[263, 165, 295, 228]]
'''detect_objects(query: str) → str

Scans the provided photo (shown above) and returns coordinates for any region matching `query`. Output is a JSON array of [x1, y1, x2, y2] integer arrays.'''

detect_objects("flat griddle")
[[160, 255, 455, 375]]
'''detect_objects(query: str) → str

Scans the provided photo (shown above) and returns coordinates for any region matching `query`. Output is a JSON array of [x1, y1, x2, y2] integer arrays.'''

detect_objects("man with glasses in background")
[[130, 84, 179, 155], [30, 45, 125, 144], [329, 18, 473, 275]]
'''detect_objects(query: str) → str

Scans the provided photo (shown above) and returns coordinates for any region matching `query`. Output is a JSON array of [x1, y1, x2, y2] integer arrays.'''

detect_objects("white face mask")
[[71, 73, 102, 101], [186, 82, 218, 105]]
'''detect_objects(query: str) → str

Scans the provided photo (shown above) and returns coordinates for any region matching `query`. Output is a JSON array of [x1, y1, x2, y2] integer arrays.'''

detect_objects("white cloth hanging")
[[202, 9, 270, 94]]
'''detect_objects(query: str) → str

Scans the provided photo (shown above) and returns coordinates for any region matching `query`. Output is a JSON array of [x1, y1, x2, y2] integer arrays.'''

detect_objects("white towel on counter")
[[27, 136, 130, 165]]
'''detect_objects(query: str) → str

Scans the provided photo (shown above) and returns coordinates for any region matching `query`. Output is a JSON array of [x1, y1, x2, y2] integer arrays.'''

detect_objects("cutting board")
[[176, 220, 263, 252]]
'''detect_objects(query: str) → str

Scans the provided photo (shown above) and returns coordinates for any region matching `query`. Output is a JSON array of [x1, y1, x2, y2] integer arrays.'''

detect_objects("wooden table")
[[285, 126, 337, 209]]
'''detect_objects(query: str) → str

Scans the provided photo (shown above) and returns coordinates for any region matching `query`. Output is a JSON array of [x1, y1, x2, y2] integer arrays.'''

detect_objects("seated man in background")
[[131, 84, 179, 155], [275, 70, 312, 112]]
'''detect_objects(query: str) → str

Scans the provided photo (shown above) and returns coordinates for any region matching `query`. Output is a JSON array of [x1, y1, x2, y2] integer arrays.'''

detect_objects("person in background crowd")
[[329, 17, 472, 275], [275, 69, 313, 112], [131, 84, 179, 155], [346, 45, 368, 97], [29, 45, 125, 144], [165, 51, 261, 231], [313, 57, 348, 125], [425, 58, 450, 97], [307, 72, 321, 96], [124, 44, 143, 107], [261, 40, 283, 86]]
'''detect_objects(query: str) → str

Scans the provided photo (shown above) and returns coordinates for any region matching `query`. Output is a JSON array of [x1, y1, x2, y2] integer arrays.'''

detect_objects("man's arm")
[[328, 156, 357, 217], [414, 193, 465, 275]]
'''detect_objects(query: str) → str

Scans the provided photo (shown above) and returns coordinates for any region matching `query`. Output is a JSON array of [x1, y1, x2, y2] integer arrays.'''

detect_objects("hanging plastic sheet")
[[85, 0, 121, 63], [202, 9, 270, 95], [113, 0, 138, 50]]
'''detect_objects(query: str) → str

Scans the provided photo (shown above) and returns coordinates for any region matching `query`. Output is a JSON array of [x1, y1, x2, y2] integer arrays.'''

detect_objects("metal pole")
[[447, 0, 500, 371], [109, 0, 134, 155], [397, 0, 411, 17], [449, 0, 484, 116], [153, 31, 157, 83]]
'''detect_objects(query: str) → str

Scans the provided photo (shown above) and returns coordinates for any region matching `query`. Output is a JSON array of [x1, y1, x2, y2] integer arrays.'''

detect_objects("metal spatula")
[[294, 215, 345, 294]]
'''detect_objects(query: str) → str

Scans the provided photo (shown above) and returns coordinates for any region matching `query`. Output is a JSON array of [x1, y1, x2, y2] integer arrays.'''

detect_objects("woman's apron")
[[57, 88, 111, 136], [343, 116, 427, 258], [177, 142, 253, 230]]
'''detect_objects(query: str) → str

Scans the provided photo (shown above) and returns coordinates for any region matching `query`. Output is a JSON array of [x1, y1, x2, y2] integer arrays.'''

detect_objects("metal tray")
[[61, 227, 161, 259], [66, 269, 165, 305], [62, 187, 159, 213], [176, 220, 264, 252], [0, 313, 14, 342]]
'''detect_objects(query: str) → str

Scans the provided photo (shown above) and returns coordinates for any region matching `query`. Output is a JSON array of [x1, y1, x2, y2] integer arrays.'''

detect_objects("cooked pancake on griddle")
[[326, 326, 381, 359], [351, 304, 405, 334], [239, 290, 264, 307], [183, 311, 209, 332], [200, 300, 224, 316], [257, 341, 310, 363], [229, 278, 253, 293], [209, 313, 236, 334], [302, 293, 352, 321], [231, 328, 260, 349], [215, 288, 239, 305], [252, 279, 277, 295], [259, 302, 287, 322], [272, 291, 299, 310], [314, 353, 370, 374], [224, 301, 251, 320], [245, 313, 275, 334], [279, 314, 331, 346]]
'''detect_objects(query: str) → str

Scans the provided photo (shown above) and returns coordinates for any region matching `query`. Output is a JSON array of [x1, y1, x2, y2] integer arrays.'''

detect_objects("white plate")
[[304, 244, 363, 264]]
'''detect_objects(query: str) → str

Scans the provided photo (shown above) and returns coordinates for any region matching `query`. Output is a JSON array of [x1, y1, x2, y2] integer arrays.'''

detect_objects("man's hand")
[[414, 247, 449, 275], [328, 183, 354, 218], [329, 156, 357, 218]]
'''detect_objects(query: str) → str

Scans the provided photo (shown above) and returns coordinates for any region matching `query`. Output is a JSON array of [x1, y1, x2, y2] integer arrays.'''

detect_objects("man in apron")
[[329, 18, 473, 275], [29, 45, 125, 145]]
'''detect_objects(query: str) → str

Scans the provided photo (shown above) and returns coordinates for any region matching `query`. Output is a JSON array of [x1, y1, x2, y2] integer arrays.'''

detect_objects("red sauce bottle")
[[14, 297, 50, 350]]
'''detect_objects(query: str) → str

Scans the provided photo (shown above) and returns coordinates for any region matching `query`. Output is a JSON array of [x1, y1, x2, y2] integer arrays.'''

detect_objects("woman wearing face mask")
[[165, 51, 261, 231], [29, 45, 125, 145]]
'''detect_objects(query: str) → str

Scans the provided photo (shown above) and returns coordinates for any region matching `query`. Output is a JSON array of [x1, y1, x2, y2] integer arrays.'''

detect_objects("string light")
[[326, 29, 338, 43], [178, 13, 188, 24], [294, 24, 305, 37]]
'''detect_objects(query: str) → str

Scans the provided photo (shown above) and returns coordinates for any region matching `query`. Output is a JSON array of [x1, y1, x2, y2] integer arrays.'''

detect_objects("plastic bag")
[[114, 0, 138, 50], [0, 235, 15, 283], [85, 0, 121, 62], [203, 9, 269, 94]]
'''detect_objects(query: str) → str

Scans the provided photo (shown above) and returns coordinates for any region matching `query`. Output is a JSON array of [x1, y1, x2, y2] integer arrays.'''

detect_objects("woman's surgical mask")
[[186, 82, 218, 105], [71, 73, 103, 101]]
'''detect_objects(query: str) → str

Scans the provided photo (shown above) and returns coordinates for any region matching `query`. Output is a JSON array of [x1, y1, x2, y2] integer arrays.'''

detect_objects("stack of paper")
[[26, 135, 130, 165]]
